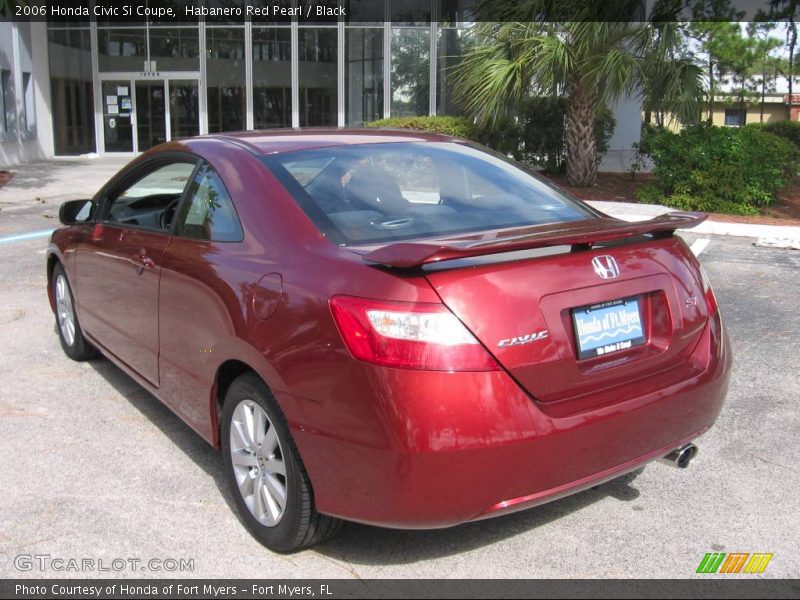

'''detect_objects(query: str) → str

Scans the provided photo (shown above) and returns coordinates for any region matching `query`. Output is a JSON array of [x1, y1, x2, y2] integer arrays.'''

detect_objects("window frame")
[[97, 152, 201, 235], [1, 69, 15, 138], [172, 161, 245, 243], [21, 71, 36, 137], [724, 108, 747, 128]]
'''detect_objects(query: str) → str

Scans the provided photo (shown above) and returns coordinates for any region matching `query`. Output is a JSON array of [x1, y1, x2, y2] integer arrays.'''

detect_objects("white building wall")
[[0, 22, 54, 167], [600, 92, 642, 173]]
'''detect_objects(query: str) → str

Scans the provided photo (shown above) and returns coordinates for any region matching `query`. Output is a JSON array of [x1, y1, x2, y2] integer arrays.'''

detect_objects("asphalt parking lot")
[[0, 197, 798, 579]]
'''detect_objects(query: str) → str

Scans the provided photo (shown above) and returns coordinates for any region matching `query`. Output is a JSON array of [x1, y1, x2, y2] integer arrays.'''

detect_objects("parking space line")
[[690, 238, 711, 257], [0, 229, 54, 244]]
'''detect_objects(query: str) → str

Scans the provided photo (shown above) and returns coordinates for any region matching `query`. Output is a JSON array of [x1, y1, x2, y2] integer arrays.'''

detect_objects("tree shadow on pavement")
[[88, 355, 644, 566]]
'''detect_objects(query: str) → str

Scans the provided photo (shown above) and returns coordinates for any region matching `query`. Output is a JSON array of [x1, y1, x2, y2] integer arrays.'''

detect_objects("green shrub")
[[515, 97, 568, 173], [514, 97, 616, 174], [637, 123, 799, 214], [633, 183, 666, 205], [750, 120, 800, 149], [364, 116, 479, 141], [635, 185, 758, 215]]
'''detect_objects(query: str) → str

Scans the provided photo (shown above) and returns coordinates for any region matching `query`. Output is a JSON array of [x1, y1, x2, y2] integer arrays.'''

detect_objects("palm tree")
[[453, 8, 703, 186], [640, 22, 705, 127]]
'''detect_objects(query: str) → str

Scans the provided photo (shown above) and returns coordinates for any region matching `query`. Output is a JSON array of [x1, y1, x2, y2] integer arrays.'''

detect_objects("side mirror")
[[59, 199, 95, 226]]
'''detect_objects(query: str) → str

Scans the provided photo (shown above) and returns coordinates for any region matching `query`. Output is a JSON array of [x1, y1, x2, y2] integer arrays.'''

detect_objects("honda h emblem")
[[591, 255, 620, 280]]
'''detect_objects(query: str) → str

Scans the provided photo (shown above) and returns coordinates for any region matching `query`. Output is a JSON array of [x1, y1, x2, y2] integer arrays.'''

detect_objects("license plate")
[[572, 297, 645, 359]]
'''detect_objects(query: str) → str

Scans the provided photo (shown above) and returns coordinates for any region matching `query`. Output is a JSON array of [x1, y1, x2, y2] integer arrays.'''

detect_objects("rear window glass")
[[262, 142, 594, 246]]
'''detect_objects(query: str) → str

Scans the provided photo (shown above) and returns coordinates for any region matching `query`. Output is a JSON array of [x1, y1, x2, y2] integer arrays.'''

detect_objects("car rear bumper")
[[290, 313, 731, 529]]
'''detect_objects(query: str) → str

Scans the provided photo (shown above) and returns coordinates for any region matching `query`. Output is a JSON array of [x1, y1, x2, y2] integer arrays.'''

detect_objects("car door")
[[75, 158, 198, 386], [157, 162, 246, 436]]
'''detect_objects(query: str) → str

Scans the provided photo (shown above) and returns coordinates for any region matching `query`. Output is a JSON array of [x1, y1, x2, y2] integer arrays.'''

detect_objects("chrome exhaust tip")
[[658, 443, 698, 469]]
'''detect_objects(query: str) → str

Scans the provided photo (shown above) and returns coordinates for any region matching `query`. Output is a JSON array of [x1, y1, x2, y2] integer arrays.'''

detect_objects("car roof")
[[198, 128, 462, 156]]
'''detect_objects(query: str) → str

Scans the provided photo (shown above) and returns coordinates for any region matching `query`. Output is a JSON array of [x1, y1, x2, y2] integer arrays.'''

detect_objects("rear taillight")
[[699, 266, 719, 315], [329, 295, 500, 371]]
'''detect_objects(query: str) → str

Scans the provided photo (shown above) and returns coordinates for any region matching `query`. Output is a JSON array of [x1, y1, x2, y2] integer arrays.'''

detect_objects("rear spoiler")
[[360, 211, 707, 269]]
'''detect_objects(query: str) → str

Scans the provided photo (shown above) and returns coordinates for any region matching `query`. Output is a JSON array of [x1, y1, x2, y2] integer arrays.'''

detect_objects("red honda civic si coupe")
[[47, 130, 731, 552]]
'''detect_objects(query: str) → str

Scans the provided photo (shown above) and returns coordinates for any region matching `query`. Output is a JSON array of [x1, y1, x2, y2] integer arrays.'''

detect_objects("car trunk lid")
[[353, 213, 710, 406]]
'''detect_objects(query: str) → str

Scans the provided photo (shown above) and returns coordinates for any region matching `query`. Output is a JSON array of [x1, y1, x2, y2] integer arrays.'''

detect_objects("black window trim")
[[724, 108, 747, 128], [171, 160, 246, 244], [261, 154, 348, 247], [96, 151, 202, 236]]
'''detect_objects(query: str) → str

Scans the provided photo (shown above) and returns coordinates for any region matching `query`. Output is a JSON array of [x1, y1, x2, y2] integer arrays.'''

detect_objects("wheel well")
[[214, 359, 256, 430], [46, 255, 60, 309], [47, 254, 59, 287]]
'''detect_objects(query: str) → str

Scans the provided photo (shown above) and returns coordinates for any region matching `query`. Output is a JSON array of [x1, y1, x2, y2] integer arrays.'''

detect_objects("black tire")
[[221, 373, 342, 552], [51, 263, 97, 361]]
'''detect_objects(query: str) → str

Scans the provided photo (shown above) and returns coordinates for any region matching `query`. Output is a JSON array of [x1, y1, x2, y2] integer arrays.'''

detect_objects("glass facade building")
[[45, 4, 469, 156]]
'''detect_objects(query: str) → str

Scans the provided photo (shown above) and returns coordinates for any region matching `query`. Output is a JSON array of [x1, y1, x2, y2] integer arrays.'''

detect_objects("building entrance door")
[[101, 76, 200, 153], [101, 80, 134, 152], [135, 80, 166, 150]]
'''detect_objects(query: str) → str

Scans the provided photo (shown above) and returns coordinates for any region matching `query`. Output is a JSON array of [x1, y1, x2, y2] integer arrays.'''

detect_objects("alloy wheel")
[[229, 399, 288, 526], [55, 274, 76, 347]]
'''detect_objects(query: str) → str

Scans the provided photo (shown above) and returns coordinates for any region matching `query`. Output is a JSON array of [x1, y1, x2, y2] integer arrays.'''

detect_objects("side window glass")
[[106, 161, 196, 232], [175, 164, 244, 242]]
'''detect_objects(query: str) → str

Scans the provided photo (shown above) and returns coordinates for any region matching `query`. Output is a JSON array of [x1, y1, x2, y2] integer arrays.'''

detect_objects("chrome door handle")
[[132, 253, 155, 274]]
